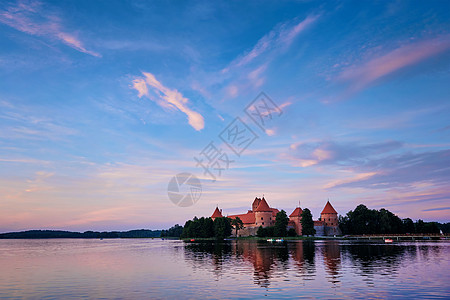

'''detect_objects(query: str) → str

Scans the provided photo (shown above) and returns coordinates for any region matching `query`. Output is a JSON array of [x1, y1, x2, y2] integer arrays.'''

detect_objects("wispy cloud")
[[132, 72, 205, 131], [286, 140, 403, 167], [223, 14, 319, 72], [0, 100, 79, 141], [0, 0, 100, 57], [57, 32, 100, 57], [423, 207, 450, 212], [337, 36, 450, 93], [287, 140, 450, 192], [331, 149, 450, 190]]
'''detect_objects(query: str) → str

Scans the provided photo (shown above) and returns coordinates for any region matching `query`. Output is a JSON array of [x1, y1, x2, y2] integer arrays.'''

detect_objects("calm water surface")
[[0, 239, 449, 299]]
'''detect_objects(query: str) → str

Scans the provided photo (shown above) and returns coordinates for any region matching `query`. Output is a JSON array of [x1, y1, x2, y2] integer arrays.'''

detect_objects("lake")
[[0, 239, 449, 299]]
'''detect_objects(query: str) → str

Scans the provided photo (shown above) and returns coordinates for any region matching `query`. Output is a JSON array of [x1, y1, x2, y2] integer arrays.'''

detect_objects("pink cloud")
[[132, 72, 205, 131], [57, 32, 101, 57], [0, 1, 100, 57], [279, 15, 319, 47], [338, 36, 450, 93], [132, 78, 148, 98]]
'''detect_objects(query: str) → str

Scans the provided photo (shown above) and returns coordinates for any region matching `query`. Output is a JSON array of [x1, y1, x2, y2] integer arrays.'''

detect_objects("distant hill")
[[0, 229, 162, 239]]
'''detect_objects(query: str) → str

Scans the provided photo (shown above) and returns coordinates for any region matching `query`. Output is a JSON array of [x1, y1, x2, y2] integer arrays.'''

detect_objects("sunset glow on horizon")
[[0, 0, 449, 232]]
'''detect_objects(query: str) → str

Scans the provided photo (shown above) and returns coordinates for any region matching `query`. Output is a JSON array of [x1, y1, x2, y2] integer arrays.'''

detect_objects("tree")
[[256, 226, 275, 237], [181, 217, 215, 238], [338, 215, 349, 235], [161, 224, 183, 238], [213, 217, 232, 240], [301, 208, 316, 236], [274, 210, 289, 237], [378, 208, 402, 234], [257, 226, 265, 237], [230, 217, 244, 237], [424, 222, 440, 234], [181, 220, 193, 238], [439, 222, 450, 234], [287, 228, 297, 237], [415, 219, 425, 233], [402, 218, 415, 234], [344, 204, 378, 234]]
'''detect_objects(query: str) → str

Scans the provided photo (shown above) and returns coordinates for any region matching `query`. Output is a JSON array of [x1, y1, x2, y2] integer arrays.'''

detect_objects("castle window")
[[262, 222, 264, 225], [261, 217, 263, 220]]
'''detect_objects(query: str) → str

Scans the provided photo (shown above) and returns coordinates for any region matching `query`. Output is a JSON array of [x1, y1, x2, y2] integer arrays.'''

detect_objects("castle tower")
[[252, 197, 261, 211], [289, 207, 303, 235], [254, 197, 273, 227], [320, 201, 339, 235], [211, 206, 223, 221]]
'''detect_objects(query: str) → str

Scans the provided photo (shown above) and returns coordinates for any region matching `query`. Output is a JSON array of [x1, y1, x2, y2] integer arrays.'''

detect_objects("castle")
[[211, 196, 341, 236]]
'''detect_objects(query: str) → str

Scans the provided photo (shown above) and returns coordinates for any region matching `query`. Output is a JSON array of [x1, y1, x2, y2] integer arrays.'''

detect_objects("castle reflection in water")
[[183, 240, 440, 288]]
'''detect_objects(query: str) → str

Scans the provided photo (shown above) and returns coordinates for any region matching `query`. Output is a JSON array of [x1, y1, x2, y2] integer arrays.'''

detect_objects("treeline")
[[339, 204, 446, 235], [181, 216, 232, 239], [0, 229, 162, 239], [161, 224, 183, 238]]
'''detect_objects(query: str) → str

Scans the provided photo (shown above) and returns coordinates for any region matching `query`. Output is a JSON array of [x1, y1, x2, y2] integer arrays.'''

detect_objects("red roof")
[[271, 208, 279, 217], [321, 201, 337, 214], [289, 207, 303, 217], [254, 197, 272, 212], [252, 197, 261, 210], [228, 212, 255, 224], [211, 207, 223, 218]]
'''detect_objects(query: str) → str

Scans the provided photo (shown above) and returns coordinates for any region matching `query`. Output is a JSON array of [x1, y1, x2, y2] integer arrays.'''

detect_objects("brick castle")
[[211, 196, 341, 236]]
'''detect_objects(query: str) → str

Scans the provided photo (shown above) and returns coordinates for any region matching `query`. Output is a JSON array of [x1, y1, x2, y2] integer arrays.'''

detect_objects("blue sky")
[[0, 0, 449, 232]]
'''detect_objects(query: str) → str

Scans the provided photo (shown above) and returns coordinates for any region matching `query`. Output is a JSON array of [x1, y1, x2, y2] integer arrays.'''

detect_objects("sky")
[[0, 0, 449, 232]]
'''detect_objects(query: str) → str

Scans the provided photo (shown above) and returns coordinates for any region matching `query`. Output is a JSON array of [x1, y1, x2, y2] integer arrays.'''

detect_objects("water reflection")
[[0, 240, 448, 299], [186, 240, 321, 287], [321, 241, 341, 284], [184, 240, 447, 289]]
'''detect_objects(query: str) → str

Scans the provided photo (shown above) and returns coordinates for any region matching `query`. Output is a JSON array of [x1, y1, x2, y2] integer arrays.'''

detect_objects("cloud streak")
[[423, 207, 450, 212], [287, 140, 403, 167], [132, 72, 205, 131], [332, 149, 450, 189], [223, 14, 319, 72], [338, 36, 450, 93], [0, 0, 100, 57]]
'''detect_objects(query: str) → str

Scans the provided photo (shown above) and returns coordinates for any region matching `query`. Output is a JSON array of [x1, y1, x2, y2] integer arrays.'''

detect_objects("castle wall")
[[231, 226, 259, 237], [314, 225, 325, 236], [324, 226, 341, 236]]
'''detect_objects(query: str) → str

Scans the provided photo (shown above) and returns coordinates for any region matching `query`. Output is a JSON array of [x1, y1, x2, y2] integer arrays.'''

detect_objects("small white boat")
[[275, 239, 284, 242], [267, 239, 274, 242], [385, 239, 393, 243]]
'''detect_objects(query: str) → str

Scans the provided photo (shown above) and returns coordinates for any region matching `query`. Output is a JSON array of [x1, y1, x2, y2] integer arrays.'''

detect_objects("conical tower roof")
[[211, 207, 223, 218], [321, 201, 337, 214], [255, 197, 271, 212], [289, 207, 303, 217]]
